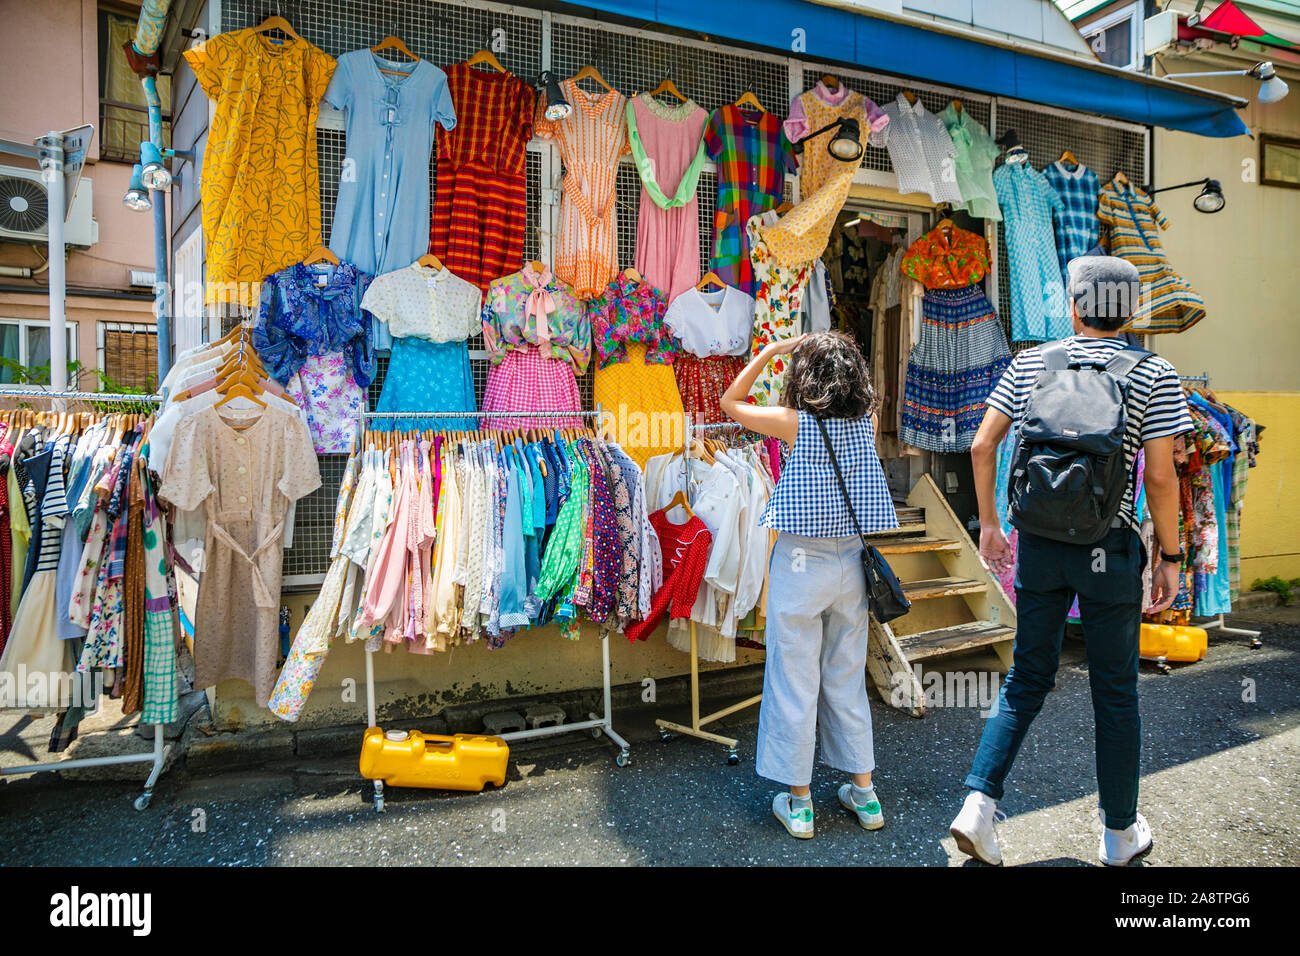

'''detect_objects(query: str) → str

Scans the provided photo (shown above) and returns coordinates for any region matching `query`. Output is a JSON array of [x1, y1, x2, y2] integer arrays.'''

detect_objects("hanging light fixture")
[[1163, 60, 1289, 104], [1145, 177, 1225, 214], [122, 164, 152, 211], [795, 116, 863, 162], [538, 71, 572, 121]]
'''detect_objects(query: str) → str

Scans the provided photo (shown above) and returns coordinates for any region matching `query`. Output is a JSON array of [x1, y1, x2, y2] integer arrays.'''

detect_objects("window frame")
[[1260, 133, 1300, 191], [96, 321, 160, 393], [1081, 2, 1144, 72], [0, 318, 79, 390]]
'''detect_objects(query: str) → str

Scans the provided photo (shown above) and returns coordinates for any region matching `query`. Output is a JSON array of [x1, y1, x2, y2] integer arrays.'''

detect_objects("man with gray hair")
[[949, 255, 1193, 866]]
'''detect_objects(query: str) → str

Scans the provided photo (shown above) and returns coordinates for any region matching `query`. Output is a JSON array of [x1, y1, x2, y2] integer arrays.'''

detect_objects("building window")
[[1082, 3, 1143, 71], [0, 320, 78, 388], [1260, 135, 1300, 190], [98, 322, 159, 392], [98, 7, 171, 163]]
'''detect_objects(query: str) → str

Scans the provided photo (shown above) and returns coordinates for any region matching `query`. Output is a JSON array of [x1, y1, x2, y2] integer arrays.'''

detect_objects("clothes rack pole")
[[654, 419, 763, 765], [354, 406, 630, 812], [0, 388, 170, 811]]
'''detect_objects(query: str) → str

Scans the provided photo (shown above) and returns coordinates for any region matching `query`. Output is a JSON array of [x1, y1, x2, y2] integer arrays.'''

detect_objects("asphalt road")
[[1, 611, 1296, 867]]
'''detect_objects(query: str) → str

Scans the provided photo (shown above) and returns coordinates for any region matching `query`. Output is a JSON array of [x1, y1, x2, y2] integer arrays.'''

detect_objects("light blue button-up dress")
[[993, 160, 1067, 342], [324, 49, 456, 349]]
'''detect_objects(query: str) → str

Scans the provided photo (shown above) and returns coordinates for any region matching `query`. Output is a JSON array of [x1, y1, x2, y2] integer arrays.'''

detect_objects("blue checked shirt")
[[1042, 161, 1101, 285], [759, 410, 898, 537]]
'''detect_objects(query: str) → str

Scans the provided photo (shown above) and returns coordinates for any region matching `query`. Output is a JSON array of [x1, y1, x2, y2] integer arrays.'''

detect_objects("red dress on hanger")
[[625, 508, 711, 642]]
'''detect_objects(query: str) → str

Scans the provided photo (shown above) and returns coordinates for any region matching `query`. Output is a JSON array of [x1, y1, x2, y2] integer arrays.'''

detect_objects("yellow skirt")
[[593, 344, 685, 469]]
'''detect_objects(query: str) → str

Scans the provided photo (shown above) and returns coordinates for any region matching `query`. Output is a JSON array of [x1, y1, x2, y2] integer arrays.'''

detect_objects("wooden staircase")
[[863, 475, 1017, 717]]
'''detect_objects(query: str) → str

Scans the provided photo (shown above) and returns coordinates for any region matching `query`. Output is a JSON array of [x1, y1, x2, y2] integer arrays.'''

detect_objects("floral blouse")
[[899, 224, 990, 289], [586, 272, 676, 369], [254, 260, 375, 387], [481, 265, 591, 374]]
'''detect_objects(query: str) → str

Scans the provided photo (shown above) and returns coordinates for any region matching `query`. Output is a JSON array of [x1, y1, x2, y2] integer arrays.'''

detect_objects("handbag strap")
[[814, 417, 867, 542]]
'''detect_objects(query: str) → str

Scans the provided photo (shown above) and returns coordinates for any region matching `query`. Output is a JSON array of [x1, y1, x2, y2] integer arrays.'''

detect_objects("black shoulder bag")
[[814, 418, 911, 624]]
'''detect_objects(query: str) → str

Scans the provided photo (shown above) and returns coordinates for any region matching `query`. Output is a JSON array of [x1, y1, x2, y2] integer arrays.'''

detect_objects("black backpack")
[[1008, 341, 1154, 545]]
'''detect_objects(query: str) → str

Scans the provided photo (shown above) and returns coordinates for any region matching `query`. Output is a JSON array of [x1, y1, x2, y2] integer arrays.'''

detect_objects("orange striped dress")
[[535, 79, 629, 298]]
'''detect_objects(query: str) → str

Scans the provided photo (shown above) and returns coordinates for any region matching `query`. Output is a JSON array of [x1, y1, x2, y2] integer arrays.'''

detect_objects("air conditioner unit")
[[1145, 9, 1180, 56], [0, 164, 99, 248]]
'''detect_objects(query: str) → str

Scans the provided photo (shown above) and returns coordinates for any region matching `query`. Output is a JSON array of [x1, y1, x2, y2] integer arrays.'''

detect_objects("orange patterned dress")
[[534, 79, 629, 298], [184, 30, 335, 306]]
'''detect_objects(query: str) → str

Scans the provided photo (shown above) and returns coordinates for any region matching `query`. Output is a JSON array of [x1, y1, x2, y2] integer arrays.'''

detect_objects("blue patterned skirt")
[[901, 285, 1011, 453], [373, 337, 478, 431]]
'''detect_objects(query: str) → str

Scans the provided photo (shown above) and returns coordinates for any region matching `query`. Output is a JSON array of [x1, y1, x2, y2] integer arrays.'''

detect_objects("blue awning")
[[575, 0, 1250, 137]]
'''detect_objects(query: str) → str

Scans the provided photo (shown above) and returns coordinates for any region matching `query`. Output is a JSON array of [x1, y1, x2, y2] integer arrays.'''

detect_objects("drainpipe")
[[128, 0, 174, 384]]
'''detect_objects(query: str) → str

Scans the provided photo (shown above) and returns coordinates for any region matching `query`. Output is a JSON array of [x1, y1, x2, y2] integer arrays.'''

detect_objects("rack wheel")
[[133, 792, 152, 811], [726, 750, 739, 766], [615, 750, 631, 768], [591, 726, 603, 739], [374, 796, 385, 812], [659, 730, 674, 742], [1251, 638, 1264, 649]]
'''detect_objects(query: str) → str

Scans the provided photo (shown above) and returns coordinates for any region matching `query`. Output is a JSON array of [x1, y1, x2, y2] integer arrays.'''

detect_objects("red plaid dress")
[[429, 64, 536, 293]]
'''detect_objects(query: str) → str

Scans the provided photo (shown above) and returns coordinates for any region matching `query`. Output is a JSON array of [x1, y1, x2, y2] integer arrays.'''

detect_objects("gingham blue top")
[[759, 410, 899, 537]]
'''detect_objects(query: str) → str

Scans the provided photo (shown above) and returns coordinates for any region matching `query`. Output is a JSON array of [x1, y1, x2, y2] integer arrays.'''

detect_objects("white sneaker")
[[773, 792, 814, 839], [838, 783, 885, 830], [1099, 810, 1153, 866], [950, 790, 1006, 865]]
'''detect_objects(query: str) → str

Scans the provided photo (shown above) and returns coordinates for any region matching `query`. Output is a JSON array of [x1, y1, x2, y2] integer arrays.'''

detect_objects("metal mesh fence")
[[212, 0, 1149, 581]]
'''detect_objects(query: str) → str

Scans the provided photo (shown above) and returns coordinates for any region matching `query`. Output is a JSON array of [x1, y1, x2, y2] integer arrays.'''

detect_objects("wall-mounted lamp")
[[122, 163, 151, 211], [138, 144, 196, 191], [795, 116, 863, 162], [538, 71, 572, 121], [1144, 177, 1225, 213], [1164, 60, 1289, 103]]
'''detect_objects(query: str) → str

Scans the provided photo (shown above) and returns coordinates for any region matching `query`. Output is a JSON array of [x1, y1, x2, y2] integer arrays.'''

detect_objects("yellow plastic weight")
[[1139, 623, 1208, 663], [359, 728, 509, 791]]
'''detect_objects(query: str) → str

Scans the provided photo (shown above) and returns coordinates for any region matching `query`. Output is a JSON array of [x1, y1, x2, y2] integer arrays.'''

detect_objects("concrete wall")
[[1152, 73, 1300, 580], [211, 610, 765, 733]]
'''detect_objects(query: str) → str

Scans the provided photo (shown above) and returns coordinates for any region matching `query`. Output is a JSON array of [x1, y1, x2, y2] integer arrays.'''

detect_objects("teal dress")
[[373, 338, 477, 430]]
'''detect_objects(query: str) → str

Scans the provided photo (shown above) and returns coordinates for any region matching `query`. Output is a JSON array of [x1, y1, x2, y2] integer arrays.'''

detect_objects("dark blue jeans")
[[965, 527, 1143, 829]]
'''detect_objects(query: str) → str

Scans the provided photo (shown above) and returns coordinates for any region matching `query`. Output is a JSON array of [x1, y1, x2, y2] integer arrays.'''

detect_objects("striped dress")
[[535, 79, 628, 299], [1099, 178, 1206, 334]]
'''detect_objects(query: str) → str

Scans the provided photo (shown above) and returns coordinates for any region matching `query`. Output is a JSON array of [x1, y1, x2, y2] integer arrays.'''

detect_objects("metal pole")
[[143, 76, 173, 382], [37, 133, 67, 393]]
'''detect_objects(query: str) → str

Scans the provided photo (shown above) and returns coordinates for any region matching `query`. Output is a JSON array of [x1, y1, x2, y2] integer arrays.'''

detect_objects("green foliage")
[[1250, 576, 1300, 605]]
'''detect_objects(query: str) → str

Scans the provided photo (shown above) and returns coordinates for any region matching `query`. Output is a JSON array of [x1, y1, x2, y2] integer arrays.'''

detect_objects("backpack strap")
[[1104, 345, 1155, 380], [1039, 340, 1071, 371]]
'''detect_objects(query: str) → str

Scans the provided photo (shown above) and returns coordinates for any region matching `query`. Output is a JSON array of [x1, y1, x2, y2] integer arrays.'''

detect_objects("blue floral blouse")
[[254, 260, 376, 387]]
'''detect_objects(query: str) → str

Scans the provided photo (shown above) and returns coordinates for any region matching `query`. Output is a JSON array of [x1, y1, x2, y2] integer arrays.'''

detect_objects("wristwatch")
[[1159, 548, 1185, 564]]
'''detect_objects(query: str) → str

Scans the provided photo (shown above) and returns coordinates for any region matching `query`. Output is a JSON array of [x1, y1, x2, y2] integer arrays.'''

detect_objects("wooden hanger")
[[820, 74, 840, 90], [572, 64, 614, 94], [302, 244, 340, 266], [370, 36, 418, 76], [666, 489, 696, 519], [1114, 170, 1131, 187], [950, 98, 963, 114], [251, 15, 301, 42], [1059, 149, 1079, 167], [696, 271, 726, 292], [775, 200, 794, 215], [647, 77, 687, 103], [417, 252, 443, 271], [901, 90, 918, 105], [734, 91, 766, 113], [622, 267, 642, 282], [466, 49, 507, 74]]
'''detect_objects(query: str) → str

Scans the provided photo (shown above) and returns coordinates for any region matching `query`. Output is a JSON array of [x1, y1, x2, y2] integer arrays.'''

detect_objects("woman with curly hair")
[[721, 331, 899, 839]]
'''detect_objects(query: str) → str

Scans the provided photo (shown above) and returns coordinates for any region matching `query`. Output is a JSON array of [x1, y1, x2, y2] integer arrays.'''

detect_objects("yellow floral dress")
[[183, 30, 335, 306]]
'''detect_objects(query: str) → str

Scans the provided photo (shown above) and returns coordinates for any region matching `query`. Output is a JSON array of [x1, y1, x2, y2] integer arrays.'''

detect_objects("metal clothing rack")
[[1173, 375, 1263, 647], [354, 407, 631, 812], [0, 388, 170, 811], [655, 419, 763, 765]]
